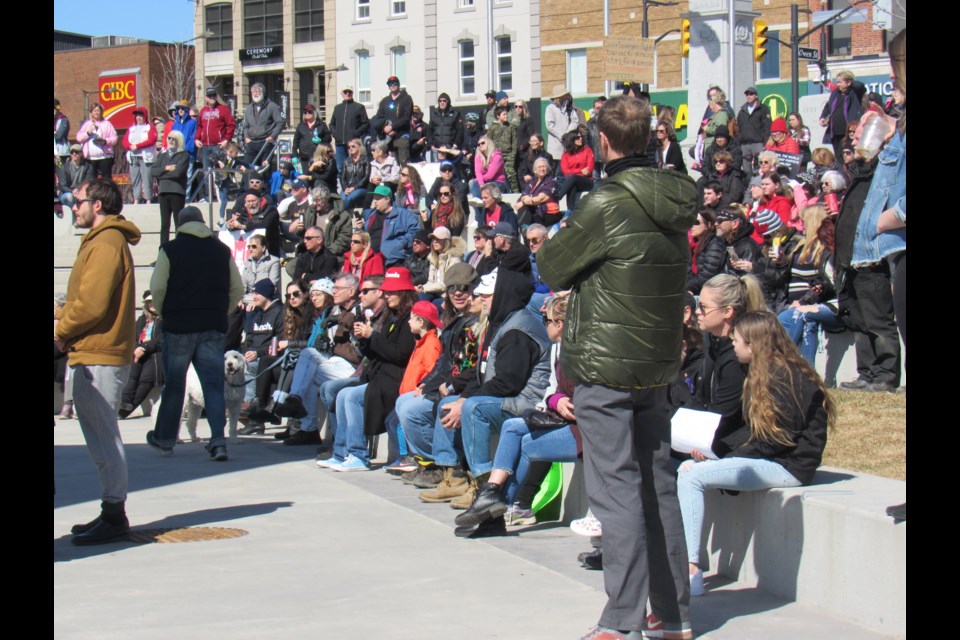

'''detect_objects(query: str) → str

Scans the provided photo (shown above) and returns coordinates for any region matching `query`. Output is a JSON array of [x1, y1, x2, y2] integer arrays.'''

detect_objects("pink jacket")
[[474, 149, 506, 186], [77, 118, 118, 160]]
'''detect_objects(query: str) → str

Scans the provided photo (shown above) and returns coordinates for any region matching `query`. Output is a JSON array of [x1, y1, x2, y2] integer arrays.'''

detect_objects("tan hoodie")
[[56, 216, 142, 366]]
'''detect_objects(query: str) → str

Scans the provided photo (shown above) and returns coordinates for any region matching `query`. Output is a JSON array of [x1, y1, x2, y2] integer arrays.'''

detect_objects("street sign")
[[797, 47, 819, 61], [603, 35, 655, 84]]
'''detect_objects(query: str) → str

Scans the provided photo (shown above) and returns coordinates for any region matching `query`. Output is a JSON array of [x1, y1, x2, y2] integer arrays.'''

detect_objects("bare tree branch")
[[149, 43, 196, 113]]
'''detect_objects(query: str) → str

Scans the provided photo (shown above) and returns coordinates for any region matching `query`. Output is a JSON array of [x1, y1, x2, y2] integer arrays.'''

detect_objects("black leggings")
[[893, 251, 906, 355], [158, 193, 185, 244], [121, 356, 158, 410], [254, 354, 295, 404], [90, 158, 114, 180], [557, 174, 594, 210]]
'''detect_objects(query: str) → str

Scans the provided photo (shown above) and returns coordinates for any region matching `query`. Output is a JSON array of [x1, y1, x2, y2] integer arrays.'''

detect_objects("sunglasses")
[[447, 284, 472, 293], [286, 291, 303, 300], [526, 236, 544, 245], [305, 235, 322, 240], [439, 191, 452, 196], [360, 288, 379, 295], [350, 239, 364, 244]]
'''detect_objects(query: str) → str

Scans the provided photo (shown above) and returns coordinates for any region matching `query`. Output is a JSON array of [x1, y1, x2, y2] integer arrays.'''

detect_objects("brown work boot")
[[449, 472, 486, 510], [419, 467, 469, 503]]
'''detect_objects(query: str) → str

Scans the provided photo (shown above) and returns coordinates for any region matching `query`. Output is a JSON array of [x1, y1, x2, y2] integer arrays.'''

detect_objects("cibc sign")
[[99, 70, 139, 130]]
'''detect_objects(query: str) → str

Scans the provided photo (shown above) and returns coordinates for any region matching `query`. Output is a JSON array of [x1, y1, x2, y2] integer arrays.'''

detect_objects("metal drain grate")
[[127, 526, 248, 544]]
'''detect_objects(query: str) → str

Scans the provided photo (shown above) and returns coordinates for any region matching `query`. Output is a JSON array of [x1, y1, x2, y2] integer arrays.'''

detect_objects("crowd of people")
[[55, 29, 905, 640]]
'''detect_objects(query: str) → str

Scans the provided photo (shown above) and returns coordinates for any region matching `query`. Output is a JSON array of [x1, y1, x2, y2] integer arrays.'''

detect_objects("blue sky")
[[54, 0, 196, 43]]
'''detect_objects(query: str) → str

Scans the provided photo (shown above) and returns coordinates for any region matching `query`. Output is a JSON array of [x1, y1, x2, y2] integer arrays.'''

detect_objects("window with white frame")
[[496, 37, 512, 92], [356, 50, 371, 103], [458, 0, 475, 8], [566, 49, 587, 96], [391, 1, 406, 16], [391, 46, 407, 84], [459, 40, 476, 95], [356, 0, 370, 21]]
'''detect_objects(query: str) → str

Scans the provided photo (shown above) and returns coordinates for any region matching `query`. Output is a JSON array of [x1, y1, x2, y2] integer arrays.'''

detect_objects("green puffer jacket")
[[537, 166, 698, 388]]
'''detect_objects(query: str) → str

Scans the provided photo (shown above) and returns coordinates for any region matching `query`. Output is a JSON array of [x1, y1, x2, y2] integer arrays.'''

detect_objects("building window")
[[356, 0, 370, 21], [244, 0, 283, 48], [356, 50, 371, 103], [459, 40, 476, 95], [295, 0, 324, 43], [827, 0, 852, 56], [758, 30, 781, 80], [458, 0, 475, 8], [205, 3, 233, 52], [391, 1, 406, 16], [391, 47, 407, 84], [496, 37, 512, 92], [566, 49, 587, 96]]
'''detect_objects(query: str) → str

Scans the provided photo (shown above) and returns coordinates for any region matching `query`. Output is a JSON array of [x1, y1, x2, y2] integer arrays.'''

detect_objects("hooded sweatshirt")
[[55, 216, 142, 366], [123, 106, 158, 163]]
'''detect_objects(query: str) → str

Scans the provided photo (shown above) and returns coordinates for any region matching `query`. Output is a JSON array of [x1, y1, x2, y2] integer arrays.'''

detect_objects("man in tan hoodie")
[[55, 178, 141, 546]]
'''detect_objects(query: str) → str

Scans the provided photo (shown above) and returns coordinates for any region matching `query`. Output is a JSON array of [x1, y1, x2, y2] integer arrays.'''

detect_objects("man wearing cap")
[[405, 229, 433, 287], [236, 277, 286, 435], [488, 221, 531, 276], [737, 86, 772, 177], [244, 82, 285, 167], [537, 96, 698, 640], [485, 91, 510, 132], [525, 223, 550, 293], [292, 226, 339, 285], [278, 178, 312, 254], [329, 87, 370, 174], [171, 101, 198, 185], [55, 178, 141, 545], [147, 205, 244, 459], [422, 268, 550, 525], [545, 86, 579, 160], [362, 185, 421, 267], [715, 205, 760, 275], [428, 93, 464, 163], [195, 88, 236, 175], [228, 190, 281, 257], [372, 76, 414, 165], [294, 104, 332, 167], [123, 106, 158, 204], [479, 90, 498, 134], [57, 143, 94, 209]]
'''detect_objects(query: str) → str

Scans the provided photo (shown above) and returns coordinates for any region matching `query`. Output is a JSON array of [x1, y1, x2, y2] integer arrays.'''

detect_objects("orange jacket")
[[399, 329, 442, 395]]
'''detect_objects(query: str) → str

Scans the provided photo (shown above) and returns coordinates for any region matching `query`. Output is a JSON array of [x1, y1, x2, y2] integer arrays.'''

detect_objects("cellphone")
[[352, 210, 363, 223], [726, 247, 740, 261]]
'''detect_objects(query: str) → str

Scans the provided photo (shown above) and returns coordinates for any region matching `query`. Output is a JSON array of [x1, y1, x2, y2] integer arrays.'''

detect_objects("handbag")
[[523, 408, 567, 430]]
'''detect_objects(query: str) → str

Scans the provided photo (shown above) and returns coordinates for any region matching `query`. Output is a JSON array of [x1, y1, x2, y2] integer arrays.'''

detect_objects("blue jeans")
[[154, 330, 227, 448], [333, 383, 370, 463], [493, 418, 578, 503], [289, 349, 358, 432], [335, 144, 348, 175], [430, 395, 465, 467], [395, 390, 437, 458], [321, 376, 361, 449], [459, 395, 514, 476], [342, 188, 368, 210], [777, 305, 844, 364], [243, 359, 259, 403], [677, 457, 801, 565], [60, 191, 76, 208]]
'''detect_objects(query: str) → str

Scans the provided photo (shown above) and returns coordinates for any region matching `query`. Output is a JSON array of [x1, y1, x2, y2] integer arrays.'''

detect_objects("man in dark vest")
[[147, 206, 244, 460]]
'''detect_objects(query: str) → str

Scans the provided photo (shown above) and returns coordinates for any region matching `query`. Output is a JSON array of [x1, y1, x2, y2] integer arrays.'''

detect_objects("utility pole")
[[641, 0, 679, 93]]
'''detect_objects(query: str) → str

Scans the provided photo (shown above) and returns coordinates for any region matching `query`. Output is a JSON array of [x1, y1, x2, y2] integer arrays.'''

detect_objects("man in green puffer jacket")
[[537, 95, 699, 640]]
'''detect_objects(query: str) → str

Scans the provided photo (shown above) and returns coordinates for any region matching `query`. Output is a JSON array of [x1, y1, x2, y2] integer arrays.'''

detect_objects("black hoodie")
[[462, 269, 541, 399]]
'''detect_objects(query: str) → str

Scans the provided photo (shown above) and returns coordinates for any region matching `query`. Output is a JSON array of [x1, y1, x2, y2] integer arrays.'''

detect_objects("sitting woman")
[[707, 151, 744, 205], [118, 291, 163, 419], [474, 183, 518, 232], [556, 130, 595, 210], [340, 138, 371, 210], [369, 140, 401, 190], [686, 209, 726, 295], [777, 204, 844, 365], [788, 112, 812, 169], [424, 183, 467, 238], [304, 143, 339, 192], [395, 164, 428, 214], [517, 133, 554, 186], [325, 267, 418, 471], [819, 169, 847, 216], [420, 226, 466, 309], [655, 119, 687, 173], [242, 234, 281, 299], [678, 310, 834, 596], [513, 157, 561, 229], [469, 135, 507, 220], [454, 294, 579, 530], [342, 231, 385, 282]]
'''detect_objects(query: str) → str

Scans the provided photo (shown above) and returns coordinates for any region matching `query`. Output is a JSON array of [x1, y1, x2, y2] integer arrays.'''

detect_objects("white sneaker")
[[466, 195, 484, 208], [316, 456, 344, 469], [570, 515, 602, 537]]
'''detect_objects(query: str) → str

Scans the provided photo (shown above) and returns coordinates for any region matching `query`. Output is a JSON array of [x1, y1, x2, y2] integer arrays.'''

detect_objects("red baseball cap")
[[411, 300, 444, 329], [379, 267, 416, 293]]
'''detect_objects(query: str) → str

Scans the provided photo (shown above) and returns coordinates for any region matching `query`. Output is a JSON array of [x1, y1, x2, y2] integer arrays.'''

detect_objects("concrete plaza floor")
[[54, 415, 900, 639]]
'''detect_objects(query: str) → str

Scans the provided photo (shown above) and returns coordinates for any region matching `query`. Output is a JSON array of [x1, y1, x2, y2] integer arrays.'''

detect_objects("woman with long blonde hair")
[[679, 310, 835, 596], [468, 135, 507, 218], [341, 231, 385, 282], [306, 142, 338, 191]]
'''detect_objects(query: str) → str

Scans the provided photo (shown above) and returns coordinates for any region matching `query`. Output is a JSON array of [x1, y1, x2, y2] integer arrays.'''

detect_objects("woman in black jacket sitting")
[[655, 120, 686, 173], [686, 209, 726, 294], [118, 291, 163, 419]]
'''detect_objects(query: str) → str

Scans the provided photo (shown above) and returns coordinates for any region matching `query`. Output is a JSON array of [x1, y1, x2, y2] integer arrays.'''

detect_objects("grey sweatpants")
[[573, 382, 690, 631], [71, 364, 130, 503]]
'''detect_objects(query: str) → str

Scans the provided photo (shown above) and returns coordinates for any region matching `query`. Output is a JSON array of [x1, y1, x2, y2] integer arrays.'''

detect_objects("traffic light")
[[754, 19, 768, 63], [681, 18, 691, 58]]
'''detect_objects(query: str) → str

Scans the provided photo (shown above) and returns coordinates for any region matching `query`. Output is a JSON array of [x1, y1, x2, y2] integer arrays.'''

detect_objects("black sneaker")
[[71, 516, 130, 546], [283, 429, 321, 446], [274, 394, 307, 419], [71, 515, 102, 535], [146, 430, 174, 456], [840, 378, 871, 390], [208, 445, 229, 461], [238, 422, 265, 436]]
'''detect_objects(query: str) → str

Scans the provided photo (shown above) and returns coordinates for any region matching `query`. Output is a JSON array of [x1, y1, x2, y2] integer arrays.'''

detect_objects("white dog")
[[181, 350, 247, 444]]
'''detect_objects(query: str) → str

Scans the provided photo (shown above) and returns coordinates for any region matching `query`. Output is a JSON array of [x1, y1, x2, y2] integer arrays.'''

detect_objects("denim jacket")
[[851, 131, 905, 267], [364, 205, 421, 265]]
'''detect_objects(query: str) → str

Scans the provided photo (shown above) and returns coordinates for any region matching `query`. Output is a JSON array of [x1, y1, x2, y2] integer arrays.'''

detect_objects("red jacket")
[[764, 137, 800, 155], [752, 195, 792, 244], [195, 104, 237, 146], [560, 147, 595, 177], [342, 249, 386, 283], [399, 329, 442, 394]]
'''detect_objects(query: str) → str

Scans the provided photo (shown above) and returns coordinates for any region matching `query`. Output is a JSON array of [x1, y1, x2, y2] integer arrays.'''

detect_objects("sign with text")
[[797, 47, 819, 61], [772, 151, 803, 178], [603, 36, 655, 84], [98, 71, 138, 130], [240, 46, 283, 62]]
